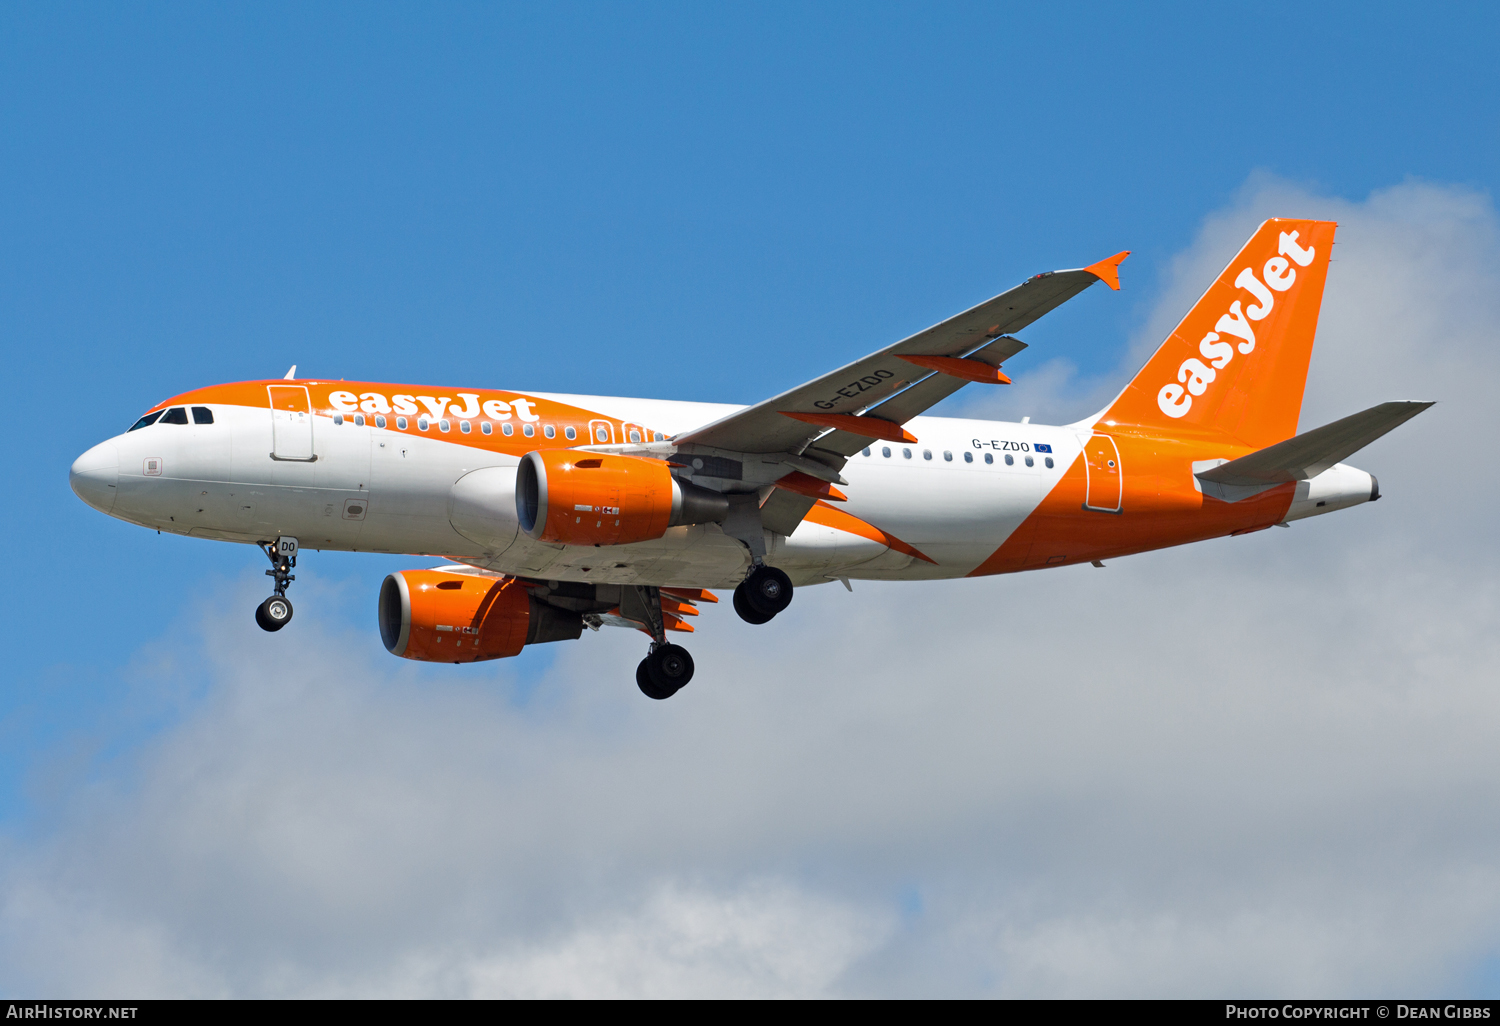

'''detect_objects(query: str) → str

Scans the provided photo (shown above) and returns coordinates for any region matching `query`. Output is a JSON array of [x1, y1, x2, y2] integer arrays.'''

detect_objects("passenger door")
[[1083, 434, 1122, 512], [268, 385, 315, 461]]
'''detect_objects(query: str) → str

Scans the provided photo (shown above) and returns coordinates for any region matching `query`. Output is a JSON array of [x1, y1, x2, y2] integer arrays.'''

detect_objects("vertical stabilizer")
[[1100, 219, 1336, 448]]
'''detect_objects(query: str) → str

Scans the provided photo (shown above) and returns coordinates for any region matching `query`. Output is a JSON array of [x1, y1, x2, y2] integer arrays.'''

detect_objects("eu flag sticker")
[[1033, 443, 1053, 453]]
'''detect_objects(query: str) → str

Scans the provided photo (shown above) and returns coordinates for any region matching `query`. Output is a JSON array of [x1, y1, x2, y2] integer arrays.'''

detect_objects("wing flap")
[[810, 336, 1029, 456], [674, 265, 1115, 455]]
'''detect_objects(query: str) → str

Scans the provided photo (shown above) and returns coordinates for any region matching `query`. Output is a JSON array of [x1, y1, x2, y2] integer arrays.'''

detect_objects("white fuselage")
[[69, 391, 1374, 591]]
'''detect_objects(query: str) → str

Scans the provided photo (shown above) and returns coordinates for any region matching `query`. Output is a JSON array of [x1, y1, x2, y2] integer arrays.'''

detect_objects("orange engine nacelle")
[[516, 449, 727, 547], [378, 569, 582, 663]]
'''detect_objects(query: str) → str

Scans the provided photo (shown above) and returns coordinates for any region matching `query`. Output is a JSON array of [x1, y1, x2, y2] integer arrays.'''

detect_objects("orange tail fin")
[[1100, 218, 1336, 448]]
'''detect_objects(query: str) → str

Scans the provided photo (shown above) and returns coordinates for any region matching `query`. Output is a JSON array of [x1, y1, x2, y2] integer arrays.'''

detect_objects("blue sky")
[[5, 2, 1500, 996]]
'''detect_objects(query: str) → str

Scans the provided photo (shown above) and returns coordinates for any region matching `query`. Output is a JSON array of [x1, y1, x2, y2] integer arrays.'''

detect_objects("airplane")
[[69, 219, 1431, 700]]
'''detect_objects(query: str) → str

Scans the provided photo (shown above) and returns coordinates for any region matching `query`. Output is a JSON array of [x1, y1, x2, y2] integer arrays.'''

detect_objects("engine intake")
[[516, 450, 727, 546], [378, 569, 582, 662]]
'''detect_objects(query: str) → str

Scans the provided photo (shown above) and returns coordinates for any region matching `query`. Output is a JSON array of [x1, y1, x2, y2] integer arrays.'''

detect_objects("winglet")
[[1084, 250, 1130, 291]]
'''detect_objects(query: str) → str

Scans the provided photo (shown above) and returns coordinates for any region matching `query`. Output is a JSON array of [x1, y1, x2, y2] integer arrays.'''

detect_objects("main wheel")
[[741, 565, 793, 618], [645, 643, 694, 696], [732, 585, 775, 624], [255, 595, 293, 632], [637, 659, 673, 700]]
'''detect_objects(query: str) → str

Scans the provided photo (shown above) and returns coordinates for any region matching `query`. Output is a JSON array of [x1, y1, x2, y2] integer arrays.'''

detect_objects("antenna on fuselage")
[[283, 365, 297, 380]]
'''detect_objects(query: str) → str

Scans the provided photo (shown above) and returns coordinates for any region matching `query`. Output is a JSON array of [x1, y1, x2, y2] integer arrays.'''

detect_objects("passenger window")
[[1045, 456, 1054, 469], [376, 415, 387, 429], [594, 426, 609, 442], [481, 421, 492, 435], [333, 414, 345, 426], [417, 417, 430, 431], [943, 451, 952, 462], [565, 426, 577, 440], [460, 420, 471, 433], [160, 407, 189, 425], [544, 425, 556, 439], [628, 429, 641, 443], [1025, 455, 1034, 467], [191, 406, 214, 424], [881, 447, 891, 458], [902, 448, 912, 459], [1004, 454, 1013, 465], [128, 411, 163, 431], [862, 448, 871, 457], [984, 453, 993, 464], [396, 416, 408, 430], [354, 413, 365, 427], [439, 419, 451, 432], [963, 451, 973, 463], [922, 449, 932, 460], [654, 431, 665, 442], [502, 423, 514, 436]]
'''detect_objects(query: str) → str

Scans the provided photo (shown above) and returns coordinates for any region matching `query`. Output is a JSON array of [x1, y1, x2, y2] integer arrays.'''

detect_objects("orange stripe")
[[773, 470, 847, 502], [803, 501, 937, 564], [145, 379, 666, 460], [966, 433, 1295, 577]]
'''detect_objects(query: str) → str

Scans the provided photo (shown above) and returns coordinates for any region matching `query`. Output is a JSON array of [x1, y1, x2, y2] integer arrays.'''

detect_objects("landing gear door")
[[1083, 434, 1122, 513], [268, 385, 316, 461]]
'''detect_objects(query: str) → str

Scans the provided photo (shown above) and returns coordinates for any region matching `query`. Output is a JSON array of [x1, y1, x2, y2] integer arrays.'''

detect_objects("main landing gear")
[[256, 536, 298, 632], [637, 643, 695, 701], [733, 564, 793, 625], [625, 584, 696, 700]]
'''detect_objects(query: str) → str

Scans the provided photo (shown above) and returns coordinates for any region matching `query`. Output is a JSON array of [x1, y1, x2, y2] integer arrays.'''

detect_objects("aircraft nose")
[[70, 441, 120, 514]]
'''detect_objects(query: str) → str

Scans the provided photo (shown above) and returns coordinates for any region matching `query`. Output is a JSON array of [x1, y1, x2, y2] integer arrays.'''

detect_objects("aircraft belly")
[[475, 525, 752, 590], [839, 455, 1043, 576], [772, 520, 892, 573]]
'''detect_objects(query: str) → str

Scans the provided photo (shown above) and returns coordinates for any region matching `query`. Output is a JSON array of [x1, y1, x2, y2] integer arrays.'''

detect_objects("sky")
[[3, 1, 1500, 997]]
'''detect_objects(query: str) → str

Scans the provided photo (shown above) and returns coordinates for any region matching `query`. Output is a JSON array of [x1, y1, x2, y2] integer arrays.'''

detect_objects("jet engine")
[[516, 450, 728, 546], [378, 569, 583, 663]]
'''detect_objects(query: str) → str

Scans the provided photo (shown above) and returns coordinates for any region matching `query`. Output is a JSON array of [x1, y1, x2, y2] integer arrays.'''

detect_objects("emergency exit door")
[[268, 385, 316, 461], [1083, 434, 1122, 512]]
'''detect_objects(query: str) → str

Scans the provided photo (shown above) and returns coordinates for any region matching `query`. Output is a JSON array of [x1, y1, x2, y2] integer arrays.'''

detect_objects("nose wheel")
[[256, 595, 294, 631], [257, 537, 298, 632], [734, 564, 793, 624]]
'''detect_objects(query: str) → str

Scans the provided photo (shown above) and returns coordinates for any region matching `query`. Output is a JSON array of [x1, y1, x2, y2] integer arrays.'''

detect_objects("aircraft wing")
[[673, 252, 1128, 462]]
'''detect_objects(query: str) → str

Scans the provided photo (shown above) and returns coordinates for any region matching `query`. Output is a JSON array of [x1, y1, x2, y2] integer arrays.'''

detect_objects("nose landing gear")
[[733, 564, 793, 624], [256, 537, 298, 632], [256, 594, 293, 631]]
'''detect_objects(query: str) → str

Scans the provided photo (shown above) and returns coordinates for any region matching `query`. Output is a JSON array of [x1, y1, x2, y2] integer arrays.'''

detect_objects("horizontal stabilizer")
[[1196, 401, 1433, 487]]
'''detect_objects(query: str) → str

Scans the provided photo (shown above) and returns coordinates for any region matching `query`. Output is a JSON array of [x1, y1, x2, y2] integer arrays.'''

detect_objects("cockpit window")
[[128, 411, 163, 431], [191, 406, 214, 424], [160, 407, 189, 425]]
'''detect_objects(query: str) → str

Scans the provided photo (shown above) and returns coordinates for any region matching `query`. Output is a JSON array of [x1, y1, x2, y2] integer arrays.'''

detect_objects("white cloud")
[[4, 176, 1500, 997]]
